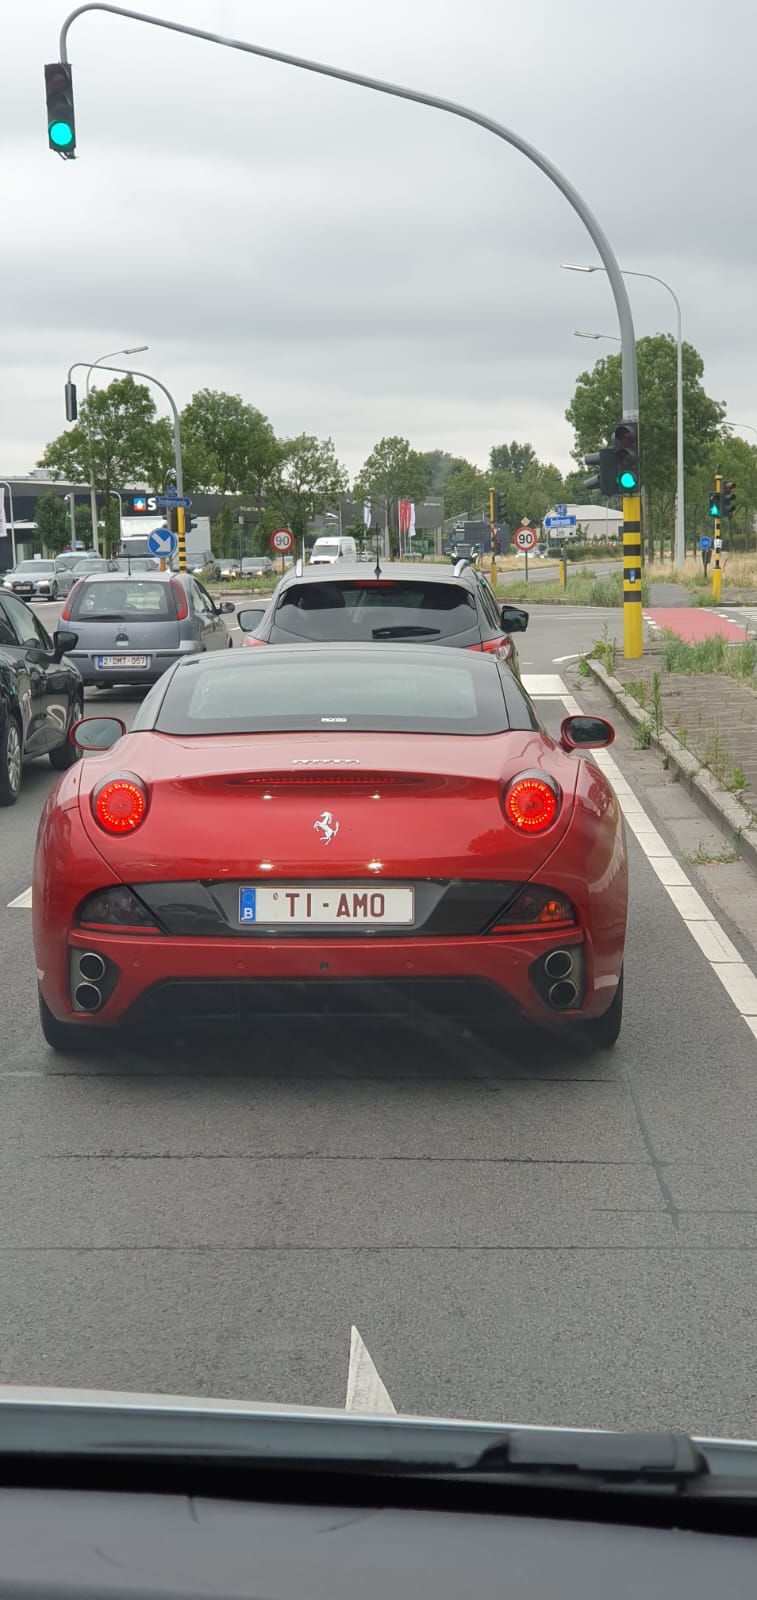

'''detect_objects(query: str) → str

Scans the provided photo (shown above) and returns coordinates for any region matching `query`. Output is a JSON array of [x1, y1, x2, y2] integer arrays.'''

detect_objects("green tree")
[[181, 389, 277, 501], [565, 334, 725, 558], [441, 458, 489, 521], [34, 492, 70, 555], [354, 436, 429, 552], [489, 441, 536, 481], [420, 449, 457, 495], [74, 503, 93, 545], [514, 461, 567, 527], [272, 435, 348, 543], [38, 376, 158, 553]]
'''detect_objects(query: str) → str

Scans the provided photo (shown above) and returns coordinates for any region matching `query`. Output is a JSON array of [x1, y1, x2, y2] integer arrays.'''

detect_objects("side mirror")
[[500, 604, 529, 634], [559, 714, 615, 752], [217, 600, 236, 615], [53, 630, 78, 661], [237, 607, 266, 632], [70, 716, 126, 752]]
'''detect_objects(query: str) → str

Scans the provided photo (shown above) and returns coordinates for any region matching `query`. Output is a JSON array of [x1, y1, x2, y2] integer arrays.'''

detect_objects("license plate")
[[239, 885, 415, 926], [96, 654, 150, 669]]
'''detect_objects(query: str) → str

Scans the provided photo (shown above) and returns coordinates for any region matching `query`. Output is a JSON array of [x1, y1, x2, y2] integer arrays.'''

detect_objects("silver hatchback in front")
[[62, 571, 235, 687]]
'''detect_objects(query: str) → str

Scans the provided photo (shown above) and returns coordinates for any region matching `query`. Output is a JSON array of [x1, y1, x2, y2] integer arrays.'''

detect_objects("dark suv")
[[238, 561, 528, 677]]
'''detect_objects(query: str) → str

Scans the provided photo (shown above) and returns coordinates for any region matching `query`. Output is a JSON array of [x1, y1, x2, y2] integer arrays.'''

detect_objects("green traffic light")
[[708, 501, 719, 516], [617, 471, 638, 491], [49, 120, 74, 147]]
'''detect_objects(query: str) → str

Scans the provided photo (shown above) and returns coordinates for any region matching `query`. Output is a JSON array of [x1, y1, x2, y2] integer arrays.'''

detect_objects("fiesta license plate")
[[96, 655, 150, 669], [239, 885, 415, 926]]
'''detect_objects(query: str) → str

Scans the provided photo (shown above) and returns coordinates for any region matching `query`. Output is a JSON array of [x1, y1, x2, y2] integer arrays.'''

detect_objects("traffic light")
[[722, 480, 736, 519], [612, 421, 639, 492], [44, 62, 76, 158], [64, 381, 78, 422], [708, 489, 721, 518], [583, 447, 616, 496]]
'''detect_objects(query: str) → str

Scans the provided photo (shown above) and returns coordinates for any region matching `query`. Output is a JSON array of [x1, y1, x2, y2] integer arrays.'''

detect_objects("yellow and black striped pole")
[[712, 471, 722, 601], [176, 505, 187, 573], [622, 491, 643, 659]]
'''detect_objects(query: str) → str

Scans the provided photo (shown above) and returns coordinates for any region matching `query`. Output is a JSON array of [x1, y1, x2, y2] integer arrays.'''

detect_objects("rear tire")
[[0, 716, 22, 806], [49, 697, 84, 771], [38, 991, 94, 1055], [580, 966, 624, 1050]]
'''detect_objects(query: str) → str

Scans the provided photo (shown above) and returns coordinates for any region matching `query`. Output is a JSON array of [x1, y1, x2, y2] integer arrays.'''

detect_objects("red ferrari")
[[33, 643, 627, 1053]]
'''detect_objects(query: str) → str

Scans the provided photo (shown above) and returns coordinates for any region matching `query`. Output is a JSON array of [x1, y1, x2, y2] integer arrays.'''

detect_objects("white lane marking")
[[8, 887, 32, 909], [553, 653, 580, 663], [521, 674, 570, 697], [345, 1325, 396, 1414], [535, 680, 757, 1046]]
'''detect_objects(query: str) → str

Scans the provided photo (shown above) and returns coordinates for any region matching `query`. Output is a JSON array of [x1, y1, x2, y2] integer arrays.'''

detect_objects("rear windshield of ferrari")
[[269, 579, 478, 642], [154, 653, 514, 736]]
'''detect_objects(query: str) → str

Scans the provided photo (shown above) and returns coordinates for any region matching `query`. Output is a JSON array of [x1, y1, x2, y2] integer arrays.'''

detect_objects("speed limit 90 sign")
[[270, 528, 294, 553], [514, 525, 537, 551]]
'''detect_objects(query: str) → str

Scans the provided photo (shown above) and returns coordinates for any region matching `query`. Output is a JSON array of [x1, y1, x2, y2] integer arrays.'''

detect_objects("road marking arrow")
[[345, 1325, 396, 1413]]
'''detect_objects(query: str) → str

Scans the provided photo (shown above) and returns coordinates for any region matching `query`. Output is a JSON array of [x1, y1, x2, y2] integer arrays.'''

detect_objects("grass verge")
[[500, 572, 649, 607]]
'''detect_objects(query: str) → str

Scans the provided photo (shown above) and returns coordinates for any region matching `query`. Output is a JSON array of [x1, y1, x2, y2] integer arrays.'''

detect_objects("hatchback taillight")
[[92, 774, 148, 834], [170, 579, 188, 620], [60, 579, 82, 622]]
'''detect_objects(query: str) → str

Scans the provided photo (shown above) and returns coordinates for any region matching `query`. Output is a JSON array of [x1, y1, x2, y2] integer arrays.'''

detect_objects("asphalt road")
[[3, 598, 757, 1436], [499, 557, 622, 586]]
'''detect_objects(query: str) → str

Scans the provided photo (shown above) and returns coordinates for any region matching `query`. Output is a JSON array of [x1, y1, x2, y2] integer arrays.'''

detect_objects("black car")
[[237, 560, 528, 677], [0, 591, 82, 805]]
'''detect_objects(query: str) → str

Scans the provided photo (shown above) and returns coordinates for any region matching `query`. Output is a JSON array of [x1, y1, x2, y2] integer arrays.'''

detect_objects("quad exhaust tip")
[[544, 949, 574, 981], [548, 978, 578, 1011], [78, 951, 106, 982], [74, 982, 102, 1013]]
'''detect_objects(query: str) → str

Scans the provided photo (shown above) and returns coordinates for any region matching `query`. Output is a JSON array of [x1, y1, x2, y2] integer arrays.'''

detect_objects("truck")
[[118, 515, 215, 570]]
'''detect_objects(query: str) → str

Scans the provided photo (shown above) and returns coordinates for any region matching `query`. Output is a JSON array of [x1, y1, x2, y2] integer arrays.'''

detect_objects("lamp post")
[[574, 330, 621, 343], [0, 482, 17, 567], [67, 358, 184, 561], [81, 345, 148, 553], [563, 263, 684, 569]]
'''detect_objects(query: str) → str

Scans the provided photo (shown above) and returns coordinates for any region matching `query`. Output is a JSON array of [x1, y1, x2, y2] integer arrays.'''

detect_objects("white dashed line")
[[345, 1325, 396, 1413], [8, 888, 32, 910], [523, 672, 757, 1051]]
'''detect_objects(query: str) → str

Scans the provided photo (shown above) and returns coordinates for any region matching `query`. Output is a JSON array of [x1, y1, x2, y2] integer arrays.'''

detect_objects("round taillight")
[[92, 775, 147, 833], [505, 775, 559, 832]]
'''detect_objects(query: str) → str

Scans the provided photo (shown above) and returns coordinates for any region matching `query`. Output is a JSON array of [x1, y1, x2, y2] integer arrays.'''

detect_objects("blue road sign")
[[155, 494, 192, 509], [556, 502, 567, 517], [544, 515, 577, 530], [147, 526, 178, 558], [700, 535, 712, 551]]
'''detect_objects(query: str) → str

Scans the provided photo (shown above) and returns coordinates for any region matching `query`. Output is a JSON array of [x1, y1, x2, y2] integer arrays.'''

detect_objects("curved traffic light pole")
[[57, 4, 639, 421], [56, 2, 642, 649]]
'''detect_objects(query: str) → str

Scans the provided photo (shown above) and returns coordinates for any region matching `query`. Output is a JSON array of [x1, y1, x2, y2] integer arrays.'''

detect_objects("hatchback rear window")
[[69, 580, 176, 621], [270, 580, 478, 642]]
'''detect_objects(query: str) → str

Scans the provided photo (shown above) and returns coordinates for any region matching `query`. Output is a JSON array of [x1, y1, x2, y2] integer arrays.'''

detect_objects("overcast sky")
[[4, 0, 755, 480]]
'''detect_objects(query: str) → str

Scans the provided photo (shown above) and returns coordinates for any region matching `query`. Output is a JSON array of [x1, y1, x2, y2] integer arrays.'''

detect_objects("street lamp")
[[574, 330, 621, 343], [563, 262, 685, 568], [0, 482, 17, 567], [82, 345, 148, 552], [67, 357, 184, 559], [324, 508, 343, 534], [727, 422, 757, 440]]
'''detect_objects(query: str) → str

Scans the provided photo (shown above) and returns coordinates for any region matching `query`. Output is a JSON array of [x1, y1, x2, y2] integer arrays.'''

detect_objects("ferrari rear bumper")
[[44, 924, 624, 1032]]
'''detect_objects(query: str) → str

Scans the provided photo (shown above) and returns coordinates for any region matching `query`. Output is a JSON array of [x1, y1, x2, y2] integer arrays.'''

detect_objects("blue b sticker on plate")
[[239, 887, 257, 923]]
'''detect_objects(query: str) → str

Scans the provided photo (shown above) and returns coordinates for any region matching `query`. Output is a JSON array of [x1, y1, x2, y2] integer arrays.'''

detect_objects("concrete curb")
[[585, 656, 757, 877]]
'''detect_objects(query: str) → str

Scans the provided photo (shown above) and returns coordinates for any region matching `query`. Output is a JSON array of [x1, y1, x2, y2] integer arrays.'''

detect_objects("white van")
[[309, 535, 357, 565]]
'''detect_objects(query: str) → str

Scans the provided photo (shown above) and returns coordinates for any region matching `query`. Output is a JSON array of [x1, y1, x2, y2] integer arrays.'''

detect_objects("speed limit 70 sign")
[[514, 525, 537, 552], [270, 528, 294, 553]]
